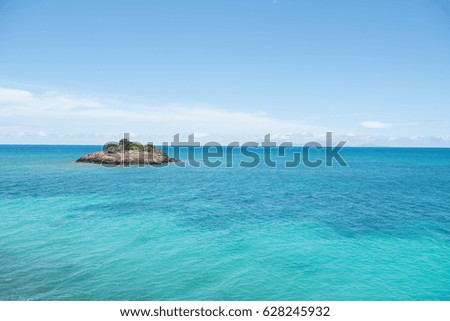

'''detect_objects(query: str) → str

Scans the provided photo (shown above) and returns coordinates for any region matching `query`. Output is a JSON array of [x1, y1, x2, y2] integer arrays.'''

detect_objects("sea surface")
[[0, 145, 449, 300]]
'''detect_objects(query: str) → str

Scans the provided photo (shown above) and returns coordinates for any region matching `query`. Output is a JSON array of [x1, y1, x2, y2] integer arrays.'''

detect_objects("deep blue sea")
[[0, 145, 449, 300]]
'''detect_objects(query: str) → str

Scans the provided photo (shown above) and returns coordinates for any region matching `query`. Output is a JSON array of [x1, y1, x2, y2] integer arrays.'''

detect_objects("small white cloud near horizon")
[[361, 121, 393, 129]]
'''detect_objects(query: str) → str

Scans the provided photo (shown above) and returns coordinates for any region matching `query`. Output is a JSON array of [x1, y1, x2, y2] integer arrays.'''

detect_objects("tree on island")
[[106, 138, 154, 152]]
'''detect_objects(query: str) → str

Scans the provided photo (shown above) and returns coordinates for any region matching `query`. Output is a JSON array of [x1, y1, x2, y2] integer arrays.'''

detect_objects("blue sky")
[[0, 0, 449, 146]]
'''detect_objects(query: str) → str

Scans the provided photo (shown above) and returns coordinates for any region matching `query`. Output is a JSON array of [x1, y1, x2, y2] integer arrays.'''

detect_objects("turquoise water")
[[0, 145, 449, 300]]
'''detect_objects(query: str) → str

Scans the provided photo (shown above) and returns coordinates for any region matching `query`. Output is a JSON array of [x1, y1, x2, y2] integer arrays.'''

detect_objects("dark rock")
[[76, 139, 179, 165]]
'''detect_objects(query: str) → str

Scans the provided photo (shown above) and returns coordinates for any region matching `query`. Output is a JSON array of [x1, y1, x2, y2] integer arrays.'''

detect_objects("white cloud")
[[361, 121, 393, 129], [0, 87, 33, 103], [0, 86, 321, 143], [193, 132, 209, 138], [1, 86, 448, 147]]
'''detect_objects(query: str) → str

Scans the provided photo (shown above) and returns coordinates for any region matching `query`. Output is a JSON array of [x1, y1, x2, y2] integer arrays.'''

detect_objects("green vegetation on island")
[[106, 139, 155, 153]]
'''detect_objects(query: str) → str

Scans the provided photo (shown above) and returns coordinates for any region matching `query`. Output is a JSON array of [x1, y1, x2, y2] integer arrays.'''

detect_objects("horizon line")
[[1, 143, 449, 149]]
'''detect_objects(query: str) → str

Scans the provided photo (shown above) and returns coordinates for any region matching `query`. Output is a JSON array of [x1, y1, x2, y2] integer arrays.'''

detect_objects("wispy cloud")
[[0, 87, 33, 103], [1, 86, 448, 147], [361, 121, 393, 129], [0, 86, 321, 143]]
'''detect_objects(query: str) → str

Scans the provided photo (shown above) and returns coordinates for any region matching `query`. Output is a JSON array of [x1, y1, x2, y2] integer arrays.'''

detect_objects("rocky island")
[[76, 138, 178, 166]]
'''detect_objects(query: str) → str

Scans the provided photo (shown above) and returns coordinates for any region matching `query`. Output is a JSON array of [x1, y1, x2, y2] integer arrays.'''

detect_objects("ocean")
[[0, 145, 449, 300]]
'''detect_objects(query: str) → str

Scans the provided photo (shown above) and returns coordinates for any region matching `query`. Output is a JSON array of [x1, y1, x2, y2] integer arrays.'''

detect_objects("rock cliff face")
[[76, 139, 178, 165]]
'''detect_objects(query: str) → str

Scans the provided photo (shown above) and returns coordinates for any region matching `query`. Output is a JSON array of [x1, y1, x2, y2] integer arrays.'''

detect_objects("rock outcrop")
[[76, 139, 178, 165]]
